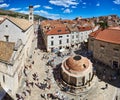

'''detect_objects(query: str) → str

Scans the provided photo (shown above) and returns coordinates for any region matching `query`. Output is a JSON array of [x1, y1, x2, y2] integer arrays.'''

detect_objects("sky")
[[0, 0, 120, 19]]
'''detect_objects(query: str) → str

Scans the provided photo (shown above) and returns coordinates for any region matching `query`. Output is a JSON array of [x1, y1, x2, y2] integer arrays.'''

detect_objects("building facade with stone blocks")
[[0, 16, 34, 59], [88, 27, 120, 69], [0, 16, 34, 96]]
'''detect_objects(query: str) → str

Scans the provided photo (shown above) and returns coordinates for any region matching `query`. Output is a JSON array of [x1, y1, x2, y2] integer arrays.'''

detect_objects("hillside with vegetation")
[[0, 9, 47, 21]]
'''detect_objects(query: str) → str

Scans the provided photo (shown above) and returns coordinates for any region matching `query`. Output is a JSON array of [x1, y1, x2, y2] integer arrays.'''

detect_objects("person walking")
[[105, 83, 108, 89]]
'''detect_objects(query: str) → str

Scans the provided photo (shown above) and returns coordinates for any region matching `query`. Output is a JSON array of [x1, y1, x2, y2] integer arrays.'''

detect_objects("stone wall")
[[89, 37, 120, 68]]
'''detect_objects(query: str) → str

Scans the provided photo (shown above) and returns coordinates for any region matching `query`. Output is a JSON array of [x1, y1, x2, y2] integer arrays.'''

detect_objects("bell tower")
[[29, 5, 34, 23]]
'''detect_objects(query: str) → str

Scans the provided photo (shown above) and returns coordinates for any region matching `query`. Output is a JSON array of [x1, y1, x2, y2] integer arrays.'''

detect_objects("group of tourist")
[[16, 40, 116, 100], [40, 52, 73, 100], [16, 80, 32, 100], [41, 91, 70, 100]]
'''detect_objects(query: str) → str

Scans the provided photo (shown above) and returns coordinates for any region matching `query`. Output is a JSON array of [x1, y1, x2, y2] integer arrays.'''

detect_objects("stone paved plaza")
[[14, 32, 120, 100]]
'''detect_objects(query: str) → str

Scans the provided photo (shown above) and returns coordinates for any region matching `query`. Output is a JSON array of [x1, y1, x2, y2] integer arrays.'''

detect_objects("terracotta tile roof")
[[46, 26, 70, 35], [76, 19, 95, 27], [5, 17, 33, 31], [41, 20, 77, 27], [95, 28, 120, 44], [0, 16, 6, 24], [41, 20, 62, 26], [62, 20, 76, 24], [89, 29, 101, 37], [66, 24, 79, 32], [41, 20, 66, 33], [41, 20, 94, 35], [77, 26, 92, 31], [0, 41, 15, 62], [53, 23, 65, 27], [108, 26, 120, 30]]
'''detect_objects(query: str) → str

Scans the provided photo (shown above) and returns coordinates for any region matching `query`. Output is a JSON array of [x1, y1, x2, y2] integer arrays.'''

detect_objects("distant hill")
[[0, 9, 47, 21]]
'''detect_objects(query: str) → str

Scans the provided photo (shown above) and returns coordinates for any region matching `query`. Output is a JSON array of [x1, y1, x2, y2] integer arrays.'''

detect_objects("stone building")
[[0, 16, 34, 96], [88, 27, 120, 69], [61, 55, 97, 94], [67, 24, 93, 45], [40, 20, 99, 52], [40, 22, 71, 52]]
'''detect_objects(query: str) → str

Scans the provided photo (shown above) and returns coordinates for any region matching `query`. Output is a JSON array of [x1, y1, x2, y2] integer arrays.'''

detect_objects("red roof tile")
[[95, 28, 120, 44], [77, 26, 92, 31], [89, 29, 101, 37], [46, 26, 70, 35]]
